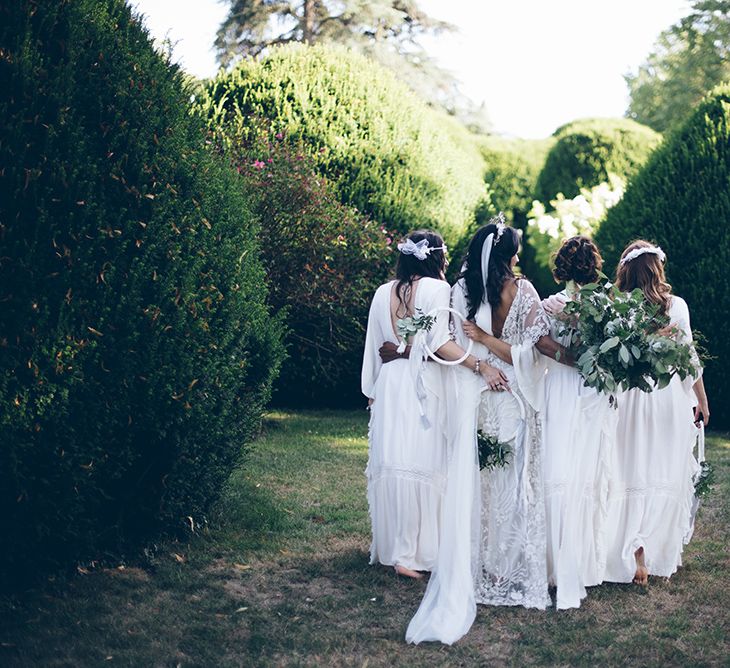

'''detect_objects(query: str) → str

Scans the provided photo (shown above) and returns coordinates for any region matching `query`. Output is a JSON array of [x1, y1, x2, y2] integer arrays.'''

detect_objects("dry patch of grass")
[[1, 412, 728, 667]]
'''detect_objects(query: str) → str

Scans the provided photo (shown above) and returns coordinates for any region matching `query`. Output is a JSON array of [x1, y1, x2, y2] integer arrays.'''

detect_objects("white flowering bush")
[[527, 174, 625, 270]]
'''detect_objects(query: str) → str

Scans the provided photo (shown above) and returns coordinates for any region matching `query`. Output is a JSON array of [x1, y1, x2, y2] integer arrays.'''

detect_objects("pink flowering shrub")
[[232, 130, 394, 405]]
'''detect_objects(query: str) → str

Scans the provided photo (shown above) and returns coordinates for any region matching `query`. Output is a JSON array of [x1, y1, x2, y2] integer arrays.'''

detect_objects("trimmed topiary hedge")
[[197, 43, 490, 248], [535, 118, 662, 203], [0, 0, 283, 583], [478, 136, 554, 224], [595, 84, 730, 428]]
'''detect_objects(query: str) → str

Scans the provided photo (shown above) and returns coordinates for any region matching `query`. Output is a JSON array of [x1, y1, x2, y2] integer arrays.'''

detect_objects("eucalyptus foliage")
[[559, 282, 698, 396]]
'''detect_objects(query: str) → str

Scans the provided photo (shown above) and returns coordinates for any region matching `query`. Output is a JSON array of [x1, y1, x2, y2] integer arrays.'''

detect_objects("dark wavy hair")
[[459, 222, 520, 319], [552, 235, 603, 285], [393, 229, 447, 315]]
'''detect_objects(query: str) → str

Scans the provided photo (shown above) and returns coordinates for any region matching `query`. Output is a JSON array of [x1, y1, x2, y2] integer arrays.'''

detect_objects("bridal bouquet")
[[558, 280, 698, 395], [396, 309, 435, 353], [477, 431, 511, 470]]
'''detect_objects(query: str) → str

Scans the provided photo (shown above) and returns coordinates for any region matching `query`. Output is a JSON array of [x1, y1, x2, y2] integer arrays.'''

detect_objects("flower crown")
[[619, 245, 666, 266], [397, 238, 448, 261], [491, 212, 507, 245]]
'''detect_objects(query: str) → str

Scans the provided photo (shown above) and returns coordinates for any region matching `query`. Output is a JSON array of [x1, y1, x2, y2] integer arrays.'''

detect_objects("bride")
[[407, 217, 562, 644]]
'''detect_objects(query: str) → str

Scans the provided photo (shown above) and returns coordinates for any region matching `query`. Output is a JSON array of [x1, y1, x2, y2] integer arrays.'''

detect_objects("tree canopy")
[[625, 0, 730, 133], [214, 0, 473, 119]]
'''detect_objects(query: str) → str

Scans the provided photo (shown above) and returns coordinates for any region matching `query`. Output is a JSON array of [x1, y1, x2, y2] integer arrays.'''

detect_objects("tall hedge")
[[595, 83, 730, 428], [535, 118, 662, 203], [197, 44, 490, 247], [477, 135, 555, 294], [0, 0, 283, 582]]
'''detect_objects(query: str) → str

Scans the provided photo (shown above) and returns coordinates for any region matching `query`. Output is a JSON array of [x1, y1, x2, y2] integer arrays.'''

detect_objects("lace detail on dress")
[[474, 279, 550, 610], [501, 279, 550, 346]]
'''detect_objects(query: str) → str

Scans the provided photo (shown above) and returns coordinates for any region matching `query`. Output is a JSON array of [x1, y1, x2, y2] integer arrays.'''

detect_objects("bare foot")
[[394, 565, 424, 579], [633, 547, 648, 586]]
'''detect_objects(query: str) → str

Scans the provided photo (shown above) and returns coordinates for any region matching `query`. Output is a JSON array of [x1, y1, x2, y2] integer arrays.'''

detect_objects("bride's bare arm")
[[463, 321, 574, 367], [462, 320, 513, 364]]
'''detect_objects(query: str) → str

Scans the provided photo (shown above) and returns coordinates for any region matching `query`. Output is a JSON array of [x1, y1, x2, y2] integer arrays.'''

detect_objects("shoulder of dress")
[[421, 276, 451, 293], [517, 277, 539, 296], [669, 294, 689, 313], [374, 281, 394, 299]]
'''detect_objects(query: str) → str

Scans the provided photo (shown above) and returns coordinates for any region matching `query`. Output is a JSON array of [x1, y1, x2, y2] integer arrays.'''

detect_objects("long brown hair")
[[615, 240, 672, 315]]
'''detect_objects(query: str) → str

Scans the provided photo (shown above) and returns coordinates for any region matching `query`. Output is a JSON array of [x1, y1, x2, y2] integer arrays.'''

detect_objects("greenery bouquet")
[[558, 280, 698, 395]]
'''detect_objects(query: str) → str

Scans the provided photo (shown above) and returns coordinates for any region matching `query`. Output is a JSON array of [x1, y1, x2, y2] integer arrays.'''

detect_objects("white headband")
[[397, 238, 448, 261], [619, 245, 666, 266]]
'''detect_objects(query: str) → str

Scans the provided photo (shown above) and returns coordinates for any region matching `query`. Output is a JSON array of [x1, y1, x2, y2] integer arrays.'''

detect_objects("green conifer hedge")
[[595, 84, 730, 428], [0, 0, 283, 582]]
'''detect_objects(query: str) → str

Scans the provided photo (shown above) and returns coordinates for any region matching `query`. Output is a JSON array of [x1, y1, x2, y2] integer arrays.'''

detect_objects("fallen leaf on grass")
[[232, 563, 251, 572], [171, 553, 185, 563], [235, 607, 248, 613]]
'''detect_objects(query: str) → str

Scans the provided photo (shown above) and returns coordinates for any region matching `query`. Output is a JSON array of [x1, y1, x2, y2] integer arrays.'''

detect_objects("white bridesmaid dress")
[[604, 295, 702, 582], [361, 277, 452, 572], [541, 290, 617, 609]]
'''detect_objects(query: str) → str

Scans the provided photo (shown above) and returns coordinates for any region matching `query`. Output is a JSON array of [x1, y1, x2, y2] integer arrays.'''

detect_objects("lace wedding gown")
[[603, 295, 702, 581], [407, 278, 552, 646], [464, 278, 552, 609], [361, 277, 452, 572], [542, 290, 616, 609]]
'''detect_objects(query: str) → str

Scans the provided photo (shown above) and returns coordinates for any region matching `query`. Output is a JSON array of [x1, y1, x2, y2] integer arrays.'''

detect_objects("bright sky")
[[129, 0, 690, 138]]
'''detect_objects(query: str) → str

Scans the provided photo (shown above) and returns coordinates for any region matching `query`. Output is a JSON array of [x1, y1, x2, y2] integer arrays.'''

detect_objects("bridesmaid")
[[361, 230, 504, 579], [541, 236, 617, 609], [604, 240, 709, 585]]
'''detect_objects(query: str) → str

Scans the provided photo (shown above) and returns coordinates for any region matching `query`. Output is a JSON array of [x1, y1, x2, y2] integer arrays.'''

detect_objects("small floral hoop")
[[422, 307, 474, 365]]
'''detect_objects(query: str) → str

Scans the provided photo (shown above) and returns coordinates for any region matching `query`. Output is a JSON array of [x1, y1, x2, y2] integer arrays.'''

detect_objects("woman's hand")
[[481, 363, 510, 392], [657, 322, 680, 338], [694, 398, 710, 427], [542, 294, 567, 316], [463, 320, 488, 344]]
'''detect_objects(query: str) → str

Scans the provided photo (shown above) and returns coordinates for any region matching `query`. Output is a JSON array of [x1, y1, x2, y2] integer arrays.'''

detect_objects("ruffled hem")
[[604, 487, 695, 582], [367, 474, 443, 572]]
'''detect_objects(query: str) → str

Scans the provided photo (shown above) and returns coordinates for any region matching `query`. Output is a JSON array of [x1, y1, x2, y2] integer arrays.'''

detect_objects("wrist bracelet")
[[474, 358, 481, 375]]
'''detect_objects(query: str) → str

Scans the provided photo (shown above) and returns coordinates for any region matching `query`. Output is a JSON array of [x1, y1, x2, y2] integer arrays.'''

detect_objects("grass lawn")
[[1, 410, 729, 666]]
